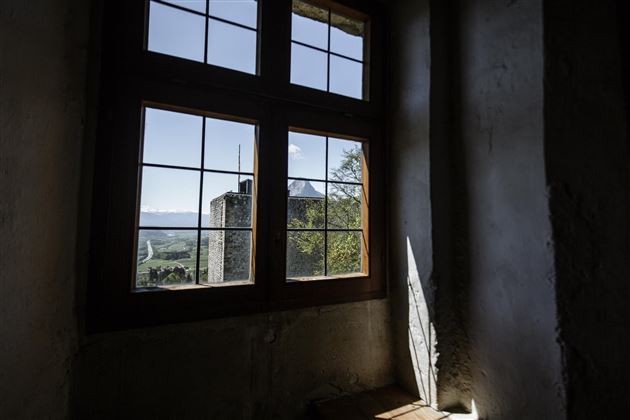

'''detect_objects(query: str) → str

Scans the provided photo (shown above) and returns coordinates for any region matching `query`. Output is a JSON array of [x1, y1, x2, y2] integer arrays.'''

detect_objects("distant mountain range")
[[288, 180, 324, 198], [139, 211, 200, 227]]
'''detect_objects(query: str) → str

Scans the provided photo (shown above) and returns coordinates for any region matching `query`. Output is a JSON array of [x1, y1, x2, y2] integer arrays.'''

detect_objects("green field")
[[136, 230, 209, 287]]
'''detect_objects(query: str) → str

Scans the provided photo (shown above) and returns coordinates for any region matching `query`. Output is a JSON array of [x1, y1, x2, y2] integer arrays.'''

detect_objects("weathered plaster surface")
[[545, 1, 630, 417], [428, 0, 474, 411], [388, 0, 439, 407], [72, 300, 393, 419], [453, 0, 566, 417], [0, 0, 89, 418]]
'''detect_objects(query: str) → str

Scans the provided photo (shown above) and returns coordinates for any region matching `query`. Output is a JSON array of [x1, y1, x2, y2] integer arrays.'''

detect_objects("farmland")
[[136, 230, 209, 286]]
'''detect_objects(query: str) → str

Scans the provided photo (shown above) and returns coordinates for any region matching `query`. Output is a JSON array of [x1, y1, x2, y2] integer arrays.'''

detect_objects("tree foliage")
[[287, 146, 363, 276]]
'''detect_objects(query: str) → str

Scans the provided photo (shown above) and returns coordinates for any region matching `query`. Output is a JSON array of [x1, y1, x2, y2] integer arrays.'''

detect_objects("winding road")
[[140, 240, 153, 264]]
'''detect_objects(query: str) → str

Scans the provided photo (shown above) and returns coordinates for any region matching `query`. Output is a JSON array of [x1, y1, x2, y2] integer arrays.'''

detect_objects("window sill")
[[286, 273, 369, 283], [134, 280, 254, 293]]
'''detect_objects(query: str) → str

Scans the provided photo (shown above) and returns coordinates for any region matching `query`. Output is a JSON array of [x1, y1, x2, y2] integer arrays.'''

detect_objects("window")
[[286, 131, 367, 279], [147, 0, 259, 73], [136, 107, 257, 288], [88, 0, 386, 330], [290, 0, 368, 99]]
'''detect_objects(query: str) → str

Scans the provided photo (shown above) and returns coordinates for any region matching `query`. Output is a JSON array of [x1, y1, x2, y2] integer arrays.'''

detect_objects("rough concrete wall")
[[72, 300, 393, 419], [388, 0, 438, 407], [428, 0, 474, 411], [453, 0, 566, 418], [0, 0, 88, 418], [544, 1, 630, 417]]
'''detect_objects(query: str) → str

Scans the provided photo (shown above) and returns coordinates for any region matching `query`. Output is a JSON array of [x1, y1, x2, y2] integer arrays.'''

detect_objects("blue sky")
[[141, 108, 255, 213], [141, 0, 364, 215], [148, 0, 364, 92]]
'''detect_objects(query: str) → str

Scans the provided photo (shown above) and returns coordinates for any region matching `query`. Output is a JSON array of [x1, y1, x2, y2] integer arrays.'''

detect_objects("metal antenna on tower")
[[237, 144, 241, 190]]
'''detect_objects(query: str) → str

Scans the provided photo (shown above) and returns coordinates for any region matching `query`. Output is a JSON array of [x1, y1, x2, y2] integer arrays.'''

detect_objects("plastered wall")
[[545, 0, 630, 417], [452, 0, 566, 417], [388, 0, 439, 408], [0, 0, 88, 417], [389, 0, 571, 417], [72, 300, 393, 419]]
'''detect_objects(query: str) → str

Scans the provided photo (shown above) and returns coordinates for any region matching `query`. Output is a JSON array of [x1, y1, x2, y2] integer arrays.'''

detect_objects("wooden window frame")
[[88, 0, 386, 331], [285, 127, 369, 281]]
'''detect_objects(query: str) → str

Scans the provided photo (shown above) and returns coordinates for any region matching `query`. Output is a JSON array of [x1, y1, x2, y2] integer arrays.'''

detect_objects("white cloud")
[[288, 143, 304, 160]]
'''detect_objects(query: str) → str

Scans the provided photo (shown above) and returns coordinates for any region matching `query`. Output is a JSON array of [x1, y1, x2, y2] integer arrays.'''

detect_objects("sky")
[[148, 0, 364, 95], [140, 0, 365, 216]]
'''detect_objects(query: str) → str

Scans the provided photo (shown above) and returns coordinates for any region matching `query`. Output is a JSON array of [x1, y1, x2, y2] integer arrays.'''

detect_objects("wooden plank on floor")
[[315, 385, 446, 420], [348, 389, 390, 418], [316, 395, 371, 420], [366, 386, 422, 419]]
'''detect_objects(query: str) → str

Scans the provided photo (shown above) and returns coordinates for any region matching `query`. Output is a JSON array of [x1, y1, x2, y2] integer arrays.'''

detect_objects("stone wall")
[[207, 193, 252, 282]]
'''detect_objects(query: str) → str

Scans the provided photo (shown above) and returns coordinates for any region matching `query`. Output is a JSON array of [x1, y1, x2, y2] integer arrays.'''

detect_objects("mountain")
[[139, 211, 201, 227], [288, 180, 324, 198]]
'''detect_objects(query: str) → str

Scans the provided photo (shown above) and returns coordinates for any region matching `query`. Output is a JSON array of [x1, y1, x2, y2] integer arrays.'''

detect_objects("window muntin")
[[290, 0, 368, 100], [286, 130, 367, 280], [146, 0, 259, 74], [162, 0, 207, 14], [135, 106, 257, 289]]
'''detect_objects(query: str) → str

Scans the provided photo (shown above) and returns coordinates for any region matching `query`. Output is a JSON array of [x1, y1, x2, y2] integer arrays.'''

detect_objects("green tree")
[[288, 146, 363, 276]]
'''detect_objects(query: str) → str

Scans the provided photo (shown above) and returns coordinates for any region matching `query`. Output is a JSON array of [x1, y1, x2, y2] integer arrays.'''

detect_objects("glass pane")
[[290, 43, 327, 91], [209, 0, 258, 28], [327, 231, 362, 276], [287, 180, 325, 229], [143, 108, 203, 168], [329, 55, 363, 99], [291, 0, 328, 50], [203, 229, 252, 283], [330, 13, 364, 61], [139, 167, 200, 227], [163, 0, 207, 14], [287, 131, 326, 180], [328, 137, 363, 182], [287, 231, 324, 278], [136, 229, 198, 287], [207, 19, 257, 74], [202, 172, 253, 228], [148, 1, 205, 63], [327, 183, 361, 229], [204, 118, 256, 173]]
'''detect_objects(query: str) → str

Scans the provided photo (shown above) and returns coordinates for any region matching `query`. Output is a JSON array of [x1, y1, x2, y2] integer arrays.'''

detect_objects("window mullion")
[[195, 117, 207, 284], [203, 0, 209, 64], [259, 0, 292, 88], [262, 110, 290, 295], [324, 137, 329, 276]]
